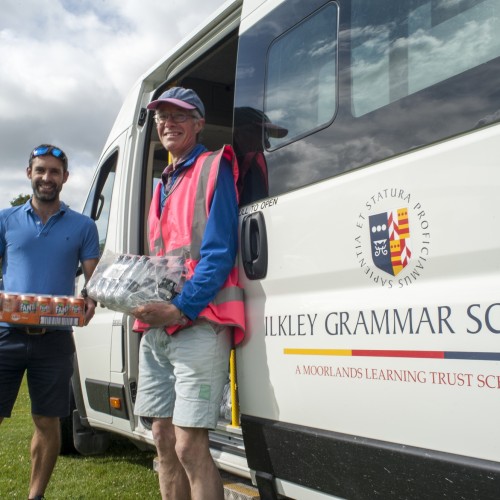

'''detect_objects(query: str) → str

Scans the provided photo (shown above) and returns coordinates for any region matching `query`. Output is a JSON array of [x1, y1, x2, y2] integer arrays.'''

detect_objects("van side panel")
[[234, 0, 500, 497]]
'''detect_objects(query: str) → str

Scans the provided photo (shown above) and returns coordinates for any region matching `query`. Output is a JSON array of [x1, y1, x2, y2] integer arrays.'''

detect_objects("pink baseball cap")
[[147, 87, 205, 117]]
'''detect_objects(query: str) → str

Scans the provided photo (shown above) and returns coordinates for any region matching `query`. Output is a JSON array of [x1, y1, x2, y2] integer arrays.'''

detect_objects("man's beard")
[[32, 181, 60, 202]]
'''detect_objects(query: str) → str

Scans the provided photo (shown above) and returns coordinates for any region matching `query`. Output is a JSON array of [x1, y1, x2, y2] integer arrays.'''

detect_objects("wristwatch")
[[178, 308, 188, 325], [81, 286, 97, 306]]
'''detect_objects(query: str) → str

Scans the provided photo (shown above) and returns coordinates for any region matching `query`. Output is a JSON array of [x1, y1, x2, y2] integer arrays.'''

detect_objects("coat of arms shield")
[[369, 208, 411, 276]]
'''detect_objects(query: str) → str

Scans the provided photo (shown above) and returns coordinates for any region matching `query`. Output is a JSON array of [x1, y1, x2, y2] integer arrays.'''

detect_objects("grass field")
[[0, 378, 160, 499]]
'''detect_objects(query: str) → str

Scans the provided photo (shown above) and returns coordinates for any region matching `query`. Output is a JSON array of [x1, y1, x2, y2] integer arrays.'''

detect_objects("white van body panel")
[[240, 0, 284, 32], [237, 123, 500, 463]]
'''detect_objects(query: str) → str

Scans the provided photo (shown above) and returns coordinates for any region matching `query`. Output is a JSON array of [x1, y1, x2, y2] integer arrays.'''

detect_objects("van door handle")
[[241, 212, 268, 280]]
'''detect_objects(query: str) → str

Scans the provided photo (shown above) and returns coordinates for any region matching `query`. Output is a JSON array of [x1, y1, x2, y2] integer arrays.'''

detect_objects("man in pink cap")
[[132, 87, 245, 500]]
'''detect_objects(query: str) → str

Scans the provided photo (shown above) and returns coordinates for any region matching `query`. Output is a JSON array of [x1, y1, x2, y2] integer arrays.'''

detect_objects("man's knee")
[[32, 415, 61, 436], [175, 427, 209, 467], [152, 418, 176, 455]]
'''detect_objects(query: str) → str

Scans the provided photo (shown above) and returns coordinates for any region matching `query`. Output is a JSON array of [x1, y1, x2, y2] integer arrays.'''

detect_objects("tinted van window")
[[352, 0, 500, 116], [265, 3, 338, 149], [234, 0, 500, 203]]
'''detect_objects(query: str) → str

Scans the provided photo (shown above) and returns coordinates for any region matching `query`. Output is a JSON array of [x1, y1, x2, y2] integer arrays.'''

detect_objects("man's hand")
[[83, 296, 97, 325], [132, 302, 188, 328]]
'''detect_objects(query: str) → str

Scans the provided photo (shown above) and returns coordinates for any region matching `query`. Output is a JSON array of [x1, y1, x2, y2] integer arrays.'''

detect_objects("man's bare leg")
[[152, 418, 191, 499], [28, 415, 60, 499], [175, 426, 224, 500]]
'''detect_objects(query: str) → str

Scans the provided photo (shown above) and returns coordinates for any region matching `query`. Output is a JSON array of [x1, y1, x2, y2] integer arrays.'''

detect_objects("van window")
[[82, 154, 117, 254], [235, 0, 500, 203], [352, 0, 500, 116], [265, 3, 338, 149]]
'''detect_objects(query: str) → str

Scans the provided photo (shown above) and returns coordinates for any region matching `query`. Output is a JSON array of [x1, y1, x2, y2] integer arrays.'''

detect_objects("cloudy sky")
[[0, 0, 226, 210]]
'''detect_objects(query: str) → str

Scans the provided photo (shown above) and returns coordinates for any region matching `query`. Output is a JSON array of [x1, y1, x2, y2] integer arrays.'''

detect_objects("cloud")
[[0, 0, 226, 210]]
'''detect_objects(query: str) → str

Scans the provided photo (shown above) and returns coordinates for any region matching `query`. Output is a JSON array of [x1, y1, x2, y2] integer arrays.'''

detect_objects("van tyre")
[[72, 409, 111, 456], [59, 383, 111, 456]]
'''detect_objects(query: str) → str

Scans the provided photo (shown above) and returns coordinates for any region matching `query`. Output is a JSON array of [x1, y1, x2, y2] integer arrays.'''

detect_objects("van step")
[[223, 479, 260, 500]]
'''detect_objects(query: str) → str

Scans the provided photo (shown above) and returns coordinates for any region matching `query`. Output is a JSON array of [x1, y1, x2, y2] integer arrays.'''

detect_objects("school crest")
[[369, 208, 411, 276]]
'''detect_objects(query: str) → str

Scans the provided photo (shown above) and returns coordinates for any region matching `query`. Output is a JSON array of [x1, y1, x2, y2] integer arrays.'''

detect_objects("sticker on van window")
[[355, 188, 430, 288]]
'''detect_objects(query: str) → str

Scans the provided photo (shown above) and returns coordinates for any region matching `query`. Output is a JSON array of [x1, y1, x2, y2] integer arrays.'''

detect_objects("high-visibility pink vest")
[[140, 145, 245, 344]]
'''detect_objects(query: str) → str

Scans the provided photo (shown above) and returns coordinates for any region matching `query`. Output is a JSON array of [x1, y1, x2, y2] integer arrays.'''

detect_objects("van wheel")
[[72, 409, 111, 455]]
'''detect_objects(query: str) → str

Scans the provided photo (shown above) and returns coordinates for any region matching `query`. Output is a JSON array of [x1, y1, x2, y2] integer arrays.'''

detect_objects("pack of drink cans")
[[0, 292, 85, 327], [86, 250, 186, 314]]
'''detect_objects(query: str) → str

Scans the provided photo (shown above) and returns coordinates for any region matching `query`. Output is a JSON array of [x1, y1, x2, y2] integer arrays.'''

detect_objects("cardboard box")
[[0, 293, 85, 328]]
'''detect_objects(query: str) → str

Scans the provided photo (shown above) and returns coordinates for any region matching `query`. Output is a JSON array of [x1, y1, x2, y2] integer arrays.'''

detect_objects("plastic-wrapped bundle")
[[219, 381, 232, 422], [104, 255, 140, 309], [91, 253, 128, 304], [113, 255, 152, 310], [86, 250, 186, 314]]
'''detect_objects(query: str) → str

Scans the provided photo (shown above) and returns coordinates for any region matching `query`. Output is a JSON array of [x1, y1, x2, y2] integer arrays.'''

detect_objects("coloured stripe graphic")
[[283, 348, 500, 361]]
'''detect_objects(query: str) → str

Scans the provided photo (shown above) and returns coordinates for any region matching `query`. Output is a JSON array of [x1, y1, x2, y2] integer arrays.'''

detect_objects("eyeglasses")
[[31, 145, 67, 163], [154, 112, 197, 124]]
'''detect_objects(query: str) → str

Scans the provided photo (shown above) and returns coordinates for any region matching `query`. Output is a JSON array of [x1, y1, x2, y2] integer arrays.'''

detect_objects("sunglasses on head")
[[31, 145, 67, 163]]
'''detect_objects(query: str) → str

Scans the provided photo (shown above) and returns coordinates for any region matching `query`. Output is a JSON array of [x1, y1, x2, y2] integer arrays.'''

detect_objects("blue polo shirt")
[[0, 200, 99, 298]]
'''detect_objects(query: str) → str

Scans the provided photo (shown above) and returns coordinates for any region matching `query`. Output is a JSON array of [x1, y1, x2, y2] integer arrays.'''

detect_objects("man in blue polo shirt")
[[0, 144, 100, 500]]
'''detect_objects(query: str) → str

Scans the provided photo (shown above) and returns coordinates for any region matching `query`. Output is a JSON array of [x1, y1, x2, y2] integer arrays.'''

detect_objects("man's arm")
[[81, 257, 99, 325], [172, 161, 238, 318]]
